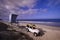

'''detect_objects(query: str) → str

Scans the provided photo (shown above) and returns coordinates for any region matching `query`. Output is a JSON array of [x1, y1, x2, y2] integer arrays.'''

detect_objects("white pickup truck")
[[26, 24, 40, 36]]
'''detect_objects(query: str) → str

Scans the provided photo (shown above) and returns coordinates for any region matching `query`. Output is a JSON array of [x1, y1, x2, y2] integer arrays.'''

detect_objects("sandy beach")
[[18, 22, 60, 40], [0, 22, 60, 40]]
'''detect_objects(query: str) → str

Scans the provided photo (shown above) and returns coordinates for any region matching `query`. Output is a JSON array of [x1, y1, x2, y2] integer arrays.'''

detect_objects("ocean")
[[17, 19, 60, 27]]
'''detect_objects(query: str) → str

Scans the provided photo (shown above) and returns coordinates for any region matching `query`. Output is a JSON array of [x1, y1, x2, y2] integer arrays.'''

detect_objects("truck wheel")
[[34, 32, 37, 37], [26, 29, 29, 32]]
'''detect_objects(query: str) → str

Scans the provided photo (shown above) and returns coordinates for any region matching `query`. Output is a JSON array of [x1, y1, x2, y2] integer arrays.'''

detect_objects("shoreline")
[[18, 22, 60, 31], [19, 21, 60, 27]]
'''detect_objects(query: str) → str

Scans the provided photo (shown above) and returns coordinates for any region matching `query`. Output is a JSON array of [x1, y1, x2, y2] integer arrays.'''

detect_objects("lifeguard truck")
[[26, 24, 40, 36]]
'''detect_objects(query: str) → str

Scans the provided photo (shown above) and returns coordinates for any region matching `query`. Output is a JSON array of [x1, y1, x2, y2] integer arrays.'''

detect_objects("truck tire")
[[26, 29, 29, 32], [34, 32, 37, 37]]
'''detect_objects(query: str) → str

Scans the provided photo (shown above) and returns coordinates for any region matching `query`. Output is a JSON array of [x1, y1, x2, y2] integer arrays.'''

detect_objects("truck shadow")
[[18, 25, 46, 37], [37, 28, 46, 37]]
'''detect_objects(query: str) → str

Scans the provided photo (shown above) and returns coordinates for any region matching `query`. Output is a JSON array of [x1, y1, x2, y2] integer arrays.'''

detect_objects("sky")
[[0, 0, 60, 20]]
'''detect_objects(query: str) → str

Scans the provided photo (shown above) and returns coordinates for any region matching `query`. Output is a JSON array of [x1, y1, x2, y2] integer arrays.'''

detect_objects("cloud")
[[4, 0, 37, 9], [39, 8, 48, 13], [47, 0, 60, 8], [17, 8, 48, 19], [0, 0, 52, 20], [0, 0, 37, 12], [0, 0, 37, 20], [4, 0, 37, 14], [18, 8, 48, 15]]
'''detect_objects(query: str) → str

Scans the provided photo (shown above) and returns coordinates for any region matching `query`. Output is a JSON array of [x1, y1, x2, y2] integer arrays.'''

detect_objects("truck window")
[[27, 25, 29, 27], [30, 26, 32, 28]]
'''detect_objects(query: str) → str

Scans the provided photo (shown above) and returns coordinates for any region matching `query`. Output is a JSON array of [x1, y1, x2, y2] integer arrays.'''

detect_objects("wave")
[[19, 21, 60, 27], [19, 21, 54, 23]]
